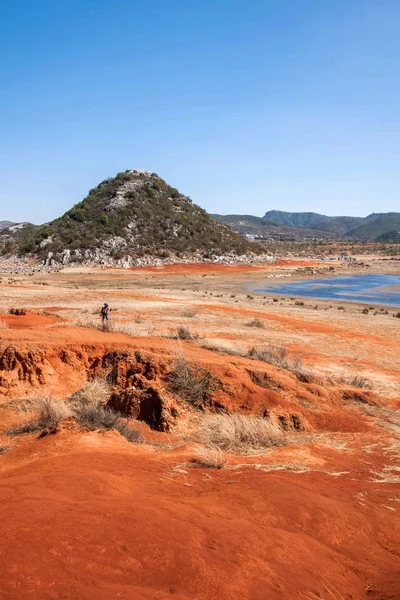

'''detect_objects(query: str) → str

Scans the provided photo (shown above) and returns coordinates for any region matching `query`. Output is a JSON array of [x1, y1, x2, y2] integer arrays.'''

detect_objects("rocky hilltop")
[[2, 170, 269, 268]]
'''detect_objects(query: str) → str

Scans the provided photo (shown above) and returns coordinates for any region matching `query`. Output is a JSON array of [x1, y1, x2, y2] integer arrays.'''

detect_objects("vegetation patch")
[[246, 317, 264, 328], [248, 344, 302, 371], [169, 355, 220, 406], [6, 396, 72, 436], [196, 413, 286, 454]]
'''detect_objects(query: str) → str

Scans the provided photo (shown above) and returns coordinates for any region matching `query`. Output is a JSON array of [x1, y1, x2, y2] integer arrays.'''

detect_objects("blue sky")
[[1, 0, 399, 223]]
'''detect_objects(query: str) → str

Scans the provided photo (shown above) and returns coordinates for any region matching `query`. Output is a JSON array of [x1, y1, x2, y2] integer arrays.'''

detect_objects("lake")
[[255, 273, 400, 307]]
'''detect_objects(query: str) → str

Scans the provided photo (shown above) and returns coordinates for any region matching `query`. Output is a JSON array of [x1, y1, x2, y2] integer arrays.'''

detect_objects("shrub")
[[341, 375, 373, 390], [362, 308, 369, 315], [295, 301, 305, 306], [176, 325, 194, 340], [6, 396, 72, 436], [74, 404, 120, 430], [248, 344, 302, 371], [181, 308, 197, 318], [70, 378, 111, 407], [113, 420, 142, 443], [196, 414, 285, 454], [190, 446, 227, 469], [246, 317, 264, 328], [0, 434, 13, 454], [169, 356, 219, 406]]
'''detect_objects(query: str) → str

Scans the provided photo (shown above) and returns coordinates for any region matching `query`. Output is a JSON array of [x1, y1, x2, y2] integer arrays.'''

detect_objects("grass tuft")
[[246, 317, 264, 328], [197, 413, 285, 454], [169, 351, 219, 406], [190, 446, 227, 469], [6, 395, 72, 436]]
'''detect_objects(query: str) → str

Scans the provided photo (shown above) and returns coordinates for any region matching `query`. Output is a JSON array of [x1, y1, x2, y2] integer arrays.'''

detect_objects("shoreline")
[[250, 271, 400, 310]]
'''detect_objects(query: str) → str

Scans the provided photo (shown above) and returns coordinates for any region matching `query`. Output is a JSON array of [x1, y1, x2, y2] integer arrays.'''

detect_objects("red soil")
[[0, 314, 61, 329], [0, 429, 399, 600], [1, 314, 399, 598], [129, 263, 269, 274]]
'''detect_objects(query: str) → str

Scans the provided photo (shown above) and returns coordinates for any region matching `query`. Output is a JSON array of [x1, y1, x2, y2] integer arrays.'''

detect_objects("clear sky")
[[1, 0, 399, 223]]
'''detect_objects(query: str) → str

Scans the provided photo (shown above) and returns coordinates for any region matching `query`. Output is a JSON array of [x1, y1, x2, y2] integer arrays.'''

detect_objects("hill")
[[213, 210, 400, 241], [8, 170, 264, 266], [346, 213, 400, 240], [212, 214, 335, 241], [263, 210, 365, 235]]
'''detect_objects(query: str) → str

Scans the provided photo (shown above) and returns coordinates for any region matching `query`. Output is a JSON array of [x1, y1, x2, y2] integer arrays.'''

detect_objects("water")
[[255, 274, 400, 307]]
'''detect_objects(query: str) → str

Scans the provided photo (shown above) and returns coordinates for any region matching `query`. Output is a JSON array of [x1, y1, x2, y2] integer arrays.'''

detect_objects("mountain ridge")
[[214, 210, 400, 241]]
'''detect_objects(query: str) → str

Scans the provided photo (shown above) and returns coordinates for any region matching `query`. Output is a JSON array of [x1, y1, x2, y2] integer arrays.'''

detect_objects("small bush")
[[394, 312, 400, 319], [74, 404, 120, 430], [6, 396, 72, 436], [113, 420, 142, 443], [248, 344, 302, 371], [295, 301, 305, 307], [181, 308, 197, 318], [169, 356, 219, 406], [362, 308, 369, 315], [197, 414, 285, 454], [190, 446, 227, 469], [71, 378, 111, 407], [176, 325, 194, 340], [0, 434, 13, 454], [246, 317, 264, 328], [340, 374, 373, 390]]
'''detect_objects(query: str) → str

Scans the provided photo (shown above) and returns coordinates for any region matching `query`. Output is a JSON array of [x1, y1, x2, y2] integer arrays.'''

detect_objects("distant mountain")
[[261, 210, 400, 241], [214, 210, 400, 242], [211, 214, 335, 241], [263, 211, 365, 235], [0, 221, 15, 230], [4, 170, 263, 265], [346, 213, 400, 240]]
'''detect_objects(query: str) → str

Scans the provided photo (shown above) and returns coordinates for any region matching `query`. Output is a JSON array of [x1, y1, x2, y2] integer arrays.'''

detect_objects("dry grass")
[[73, 401, 142, 444], [73, 314, 148, 337], [197, 338, 247, 357], [340, 374, 373, 390], [0, 319, 8, 329], [0, 433, 13, 454], [176, 325, 195, 340], [246, 316, 264, 328], [113, 420, 143, 444], [70, 378, 112, 407], [6, 395, 72, 436], [181, 308, 197, 318], [74, 314, 101, 329], [248, 344, 302, 371], [196, 413, 285, 454], [74, 404, 120, 430], [190, 445, 227, 469], [169, 351, 219, 406]]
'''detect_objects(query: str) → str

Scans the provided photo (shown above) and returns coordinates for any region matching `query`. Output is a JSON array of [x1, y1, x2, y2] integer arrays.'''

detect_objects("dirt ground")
[[0, 258, 399, 599]]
